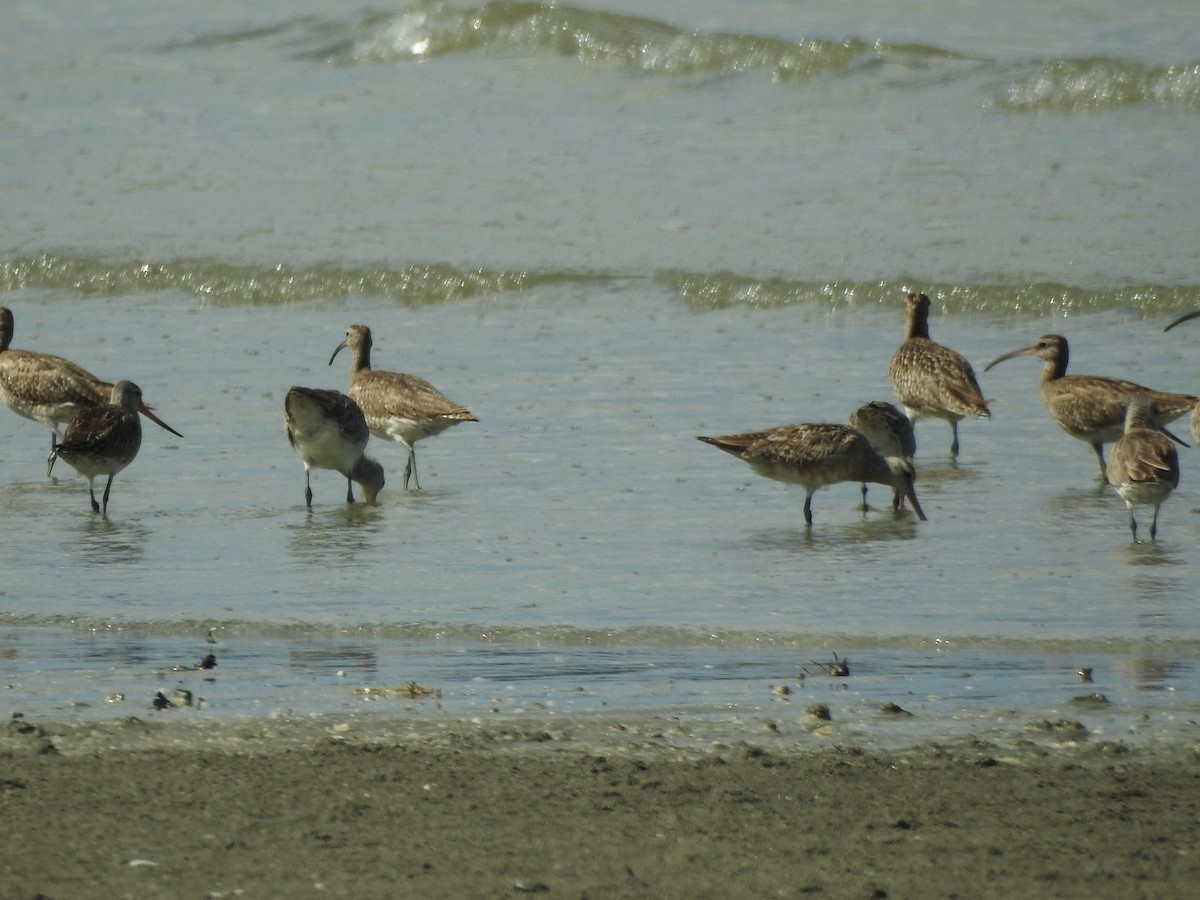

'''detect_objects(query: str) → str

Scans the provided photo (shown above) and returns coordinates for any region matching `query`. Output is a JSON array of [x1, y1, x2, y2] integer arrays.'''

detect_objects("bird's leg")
[[1126, 504, 1138, 542], [950, 422, 960, 457], [83, 475, 99, 513], [859, 482, 868, 511], [100, 474, 114, 516], [892, 489, 903, 511], [46, 447, 59, 478], [1150, 505, 1161, 541], [304, 469, 313, 509], [803, 493, 814, 527], [403, 443, 420, 491], [1092, 442, 1109, 482], [345, 475, 355, 505]]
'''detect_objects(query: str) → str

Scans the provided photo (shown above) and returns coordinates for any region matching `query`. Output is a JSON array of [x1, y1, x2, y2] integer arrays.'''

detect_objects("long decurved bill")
[[906, 490, 928, 521], [1164, 309, 1200, 333], [983, 345, 1037, 372], [328, 340, 348, 366]]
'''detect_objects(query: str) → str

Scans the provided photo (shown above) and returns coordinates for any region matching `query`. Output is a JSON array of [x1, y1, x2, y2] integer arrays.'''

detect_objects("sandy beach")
[[2, 712, 1198, 899]]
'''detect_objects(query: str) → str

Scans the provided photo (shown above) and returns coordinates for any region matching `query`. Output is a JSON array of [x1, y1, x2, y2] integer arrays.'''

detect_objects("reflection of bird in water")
[[849, 400, 916, 509], [1105, 394, 1179, 542], [48, 380, 182, 516], [0, 306, 180, 460], [697, 422, 926, 527], [329, 324, 477, 491], [888, 292, 990, 457], [285, 386, 384, 509], [1162, 308, 1200, 445], [986, 334, 1196, 481]]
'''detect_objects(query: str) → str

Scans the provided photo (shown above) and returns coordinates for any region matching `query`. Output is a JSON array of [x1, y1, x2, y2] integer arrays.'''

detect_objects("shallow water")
[[2, 1, 1200, 744]]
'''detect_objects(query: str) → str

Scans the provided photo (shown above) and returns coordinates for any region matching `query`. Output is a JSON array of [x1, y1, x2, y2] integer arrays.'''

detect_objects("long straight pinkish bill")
[[138, 403, 183, 437]]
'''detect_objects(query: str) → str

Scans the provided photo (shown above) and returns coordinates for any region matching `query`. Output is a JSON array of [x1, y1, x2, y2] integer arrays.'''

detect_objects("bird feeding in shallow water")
[[1105, 394, 1180, 542], [984, 334, 1196, 481], [0, 306, 180, 462], [849, 400, 916, 510], [47, 380, 183, 516], [284, 386, 384, 508], [697, 422, 926, 527], [888, 293, 990, 457], [329, 324, 477, 491]]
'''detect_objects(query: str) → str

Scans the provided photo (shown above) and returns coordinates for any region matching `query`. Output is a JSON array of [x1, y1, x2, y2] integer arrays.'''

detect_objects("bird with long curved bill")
[[329, 325, 476, 491]]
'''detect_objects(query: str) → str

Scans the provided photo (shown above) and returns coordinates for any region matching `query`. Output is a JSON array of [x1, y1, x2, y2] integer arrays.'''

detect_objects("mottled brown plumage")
[[1106, 394, 1180, 541], [285, 386, 384, 508], [0, 306, 182, 458], [849, 401, 917, 509], [329, 325, 477, 491], [47, 380, 176, 515], [697, 422, 926, 526], [1162, 308, 1200, 445], [888, 293, 990, 457], [984, 334, 1196, 480]]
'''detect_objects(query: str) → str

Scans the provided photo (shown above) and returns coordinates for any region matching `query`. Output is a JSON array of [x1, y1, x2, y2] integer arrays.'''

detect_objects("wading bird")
[[1106, 394, 1179, 541], [888, 293, 990, 456], [1162, 309, 1200, 445], [697, 422, 926, 527], [47, 380, 182, 515], [284, 386, 384, 508], [0, 307, 181, 463], [329, 325, 477, 491], [849, 400, 916, 509], [984, 334, 1195, 480]]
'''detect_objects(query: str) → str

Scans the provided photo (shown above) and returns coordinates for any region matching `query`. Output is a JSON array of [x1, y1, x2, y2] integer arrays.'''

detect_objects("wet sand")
[[2, 712, 1198, 898]]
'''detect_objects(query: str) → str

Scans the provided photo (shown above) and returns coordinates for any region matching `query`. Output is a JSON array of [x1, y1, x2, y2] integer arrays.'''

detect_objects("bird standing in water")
[[0, 307, 180, 465], [1105, 394, 1179, 541], [697, 422, 926, 527], [329, 325, 477, 490], [985, 334, 1195, 480], [284, 386, 384, 508], [849, 400, 917, 509], [48, 380, 182, 516], [888, 293, 990, 457], [1162, 309, 1200, 446]]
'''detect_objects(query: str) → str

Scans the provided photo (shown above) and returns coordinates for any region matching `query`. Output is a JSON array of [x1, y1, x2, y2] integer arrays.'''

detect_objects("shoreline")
[[3, 713, 1199, 898]]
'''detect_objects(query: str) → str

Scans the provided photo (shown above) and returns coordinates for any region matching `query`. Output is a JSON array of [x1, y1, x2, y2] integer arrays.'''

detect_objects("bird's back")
[[850, 401, 916, 459], [0, 349, 111, 427], [350, 368, 477, 442], [1107, 394, 1181, 502], [1046, 375, 1196, 443], [56, 405, 142, 475], [890, 338, 990, 419], [285, 386, 370, 474], [700, 423, 875, 487]]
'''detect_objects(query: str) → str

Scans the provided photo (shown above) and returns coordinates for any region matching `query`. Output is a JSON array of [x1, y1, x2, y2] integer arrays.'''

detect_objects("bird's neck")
[[1041, 352, 1068, 383], [351, 345, 372, 374], [904, 310, 929, 341]]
